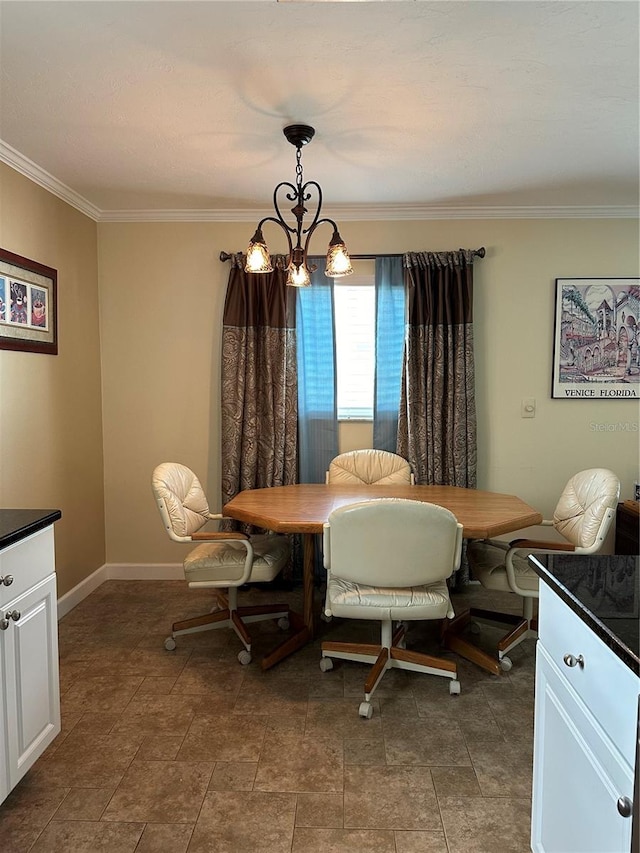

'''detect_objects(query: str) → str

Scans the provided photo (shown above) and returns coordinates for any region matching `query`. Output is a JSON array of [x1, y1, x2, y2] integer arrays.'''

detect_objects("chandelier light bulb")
[[325, 230, 353, 278], [287, 264, 312, 287], [245, 227, 273, 273]]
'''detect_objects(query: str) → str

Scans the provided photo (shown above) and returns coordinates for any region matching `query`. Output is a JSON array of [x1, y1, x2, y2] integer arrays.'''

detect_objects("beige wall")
[[0, 164, 105, 596], [99, 217, 639, 565], [1, 164, 637, 581]]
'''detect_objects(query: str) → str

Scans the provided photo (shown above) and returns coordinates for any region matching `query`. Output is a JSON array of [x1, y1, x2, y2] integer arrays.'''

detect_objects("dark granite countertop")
[[0, 509, 62, 550], [530, 554, 639, 676]]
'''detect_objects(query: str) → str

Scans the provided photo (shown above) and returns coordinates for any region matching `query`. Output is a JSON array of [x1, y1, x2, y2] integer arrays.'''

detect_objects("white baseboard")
[[57, 563, 184, 619]]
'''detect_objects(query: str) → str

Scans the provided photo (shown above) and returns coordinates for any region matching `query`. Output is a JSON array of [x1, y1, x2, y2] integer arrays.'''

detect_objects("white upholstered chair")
[[151, 462, 290, 665], [320, 498, 463, 718], [326, 449, 415, 485], [444, 468, 620, 675]]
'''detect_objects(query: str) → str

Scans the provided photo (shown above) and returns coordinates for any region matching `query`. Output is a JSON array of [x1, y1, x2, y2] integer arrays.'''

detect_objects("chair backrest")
[[553, 468, 620, 552], [323, 498, 463, 588], [327, 449, 414, 485], [151, 462, 210, 541]]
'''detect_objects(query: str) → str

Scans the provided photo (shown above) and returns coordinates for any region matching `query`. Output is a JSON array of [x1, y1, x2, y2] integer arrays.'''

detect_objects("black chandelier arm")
[[302, 215, 340, 259], [254, 215, 294, 255]]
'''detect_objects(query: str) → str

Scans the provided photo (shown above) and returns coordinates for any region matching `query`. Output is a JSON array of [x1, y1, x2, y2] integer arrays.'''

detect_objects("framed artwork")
[[552, 277, 639, 399], [0, 248, 58, 354]]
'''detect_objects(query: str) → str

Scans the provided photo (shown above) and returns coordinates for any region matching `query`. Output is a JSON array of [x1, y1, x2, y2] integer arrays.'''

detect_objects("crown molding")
[[2, 142, 637, 222], [98, 204, 639, 222], [0, 140, 101, 221]]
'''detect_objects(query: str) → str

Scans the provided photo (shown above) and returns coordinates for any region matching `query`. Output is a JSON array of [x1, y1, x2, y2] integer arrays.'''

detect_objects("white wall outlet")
[[521, 398, 536, 418]]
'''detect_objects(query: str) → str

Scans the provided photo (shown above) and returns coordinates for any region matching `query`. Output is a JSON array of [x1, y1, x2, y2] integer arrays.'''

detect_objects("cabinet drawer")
[[0, 527, 55, 605], [539, 581, 639, 762]]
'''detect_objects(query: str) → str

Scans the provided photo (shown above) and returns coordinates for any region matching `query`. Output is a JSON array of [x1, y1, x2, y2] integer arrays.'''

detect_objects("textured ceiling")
[[0, 0, 638, 219]]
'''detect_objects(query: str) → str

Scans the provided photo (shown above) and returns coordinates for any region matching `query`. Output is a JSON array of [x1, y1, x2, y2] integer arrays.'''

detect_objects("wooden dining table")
[[223, 483, 543, 670]]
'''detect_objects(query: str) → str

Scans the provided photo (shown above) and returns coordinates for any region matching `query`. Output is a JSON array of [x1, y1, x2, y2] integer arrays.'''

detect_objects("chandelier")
[[245, 124, 353, 287]]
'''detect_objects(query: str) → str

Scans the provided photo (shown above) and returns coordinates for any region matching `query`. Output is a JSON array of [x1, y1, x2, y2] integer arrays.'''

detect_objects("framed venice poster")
[[0, 248, 58, 354], [552, 278, 639, 399]]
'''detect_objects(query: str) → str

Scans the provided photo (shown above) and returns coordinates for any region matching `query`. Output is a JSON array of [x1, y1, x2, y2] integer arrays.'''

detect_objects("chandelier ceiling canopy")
[[245, 124, 353, 287]]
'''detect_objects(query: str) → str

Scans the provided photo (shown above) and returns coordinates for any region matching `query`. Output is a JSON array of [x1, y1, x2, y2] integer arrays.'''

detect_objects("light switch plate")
[[521, 398, 536, 418]]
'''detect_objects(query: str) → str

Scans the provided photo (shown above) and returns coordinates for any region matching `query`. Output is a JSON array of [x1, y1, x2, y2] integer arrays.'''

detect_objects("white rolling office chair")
[[326, 449, 415, 485], [320, 498, 463, 718], [152, 462, 290, 664], [444, 468, 620, 675]]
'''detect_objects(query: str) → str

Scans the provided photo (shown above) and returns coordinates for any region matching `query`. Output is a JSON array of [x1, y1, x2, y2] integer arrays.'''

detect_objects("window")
[[334, 275, 375, 420]]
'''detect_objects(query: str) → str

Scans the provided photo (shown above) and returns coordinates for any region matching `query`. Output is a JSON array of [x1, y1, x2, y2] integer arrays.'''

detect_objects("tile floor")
[[0, 580, 536, 852]]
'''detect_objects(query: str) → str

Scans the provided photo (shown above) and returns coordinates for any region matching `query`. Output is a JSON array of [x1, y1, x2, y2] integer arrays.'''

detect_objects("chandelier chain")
[[295, 147, 303, 191]]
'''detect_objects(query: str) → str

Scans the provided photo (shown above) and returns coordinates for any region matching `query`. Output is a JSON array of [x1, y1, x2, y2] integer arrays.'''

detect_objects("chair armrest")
[[191, 531, 250, 541], [510, 538, 575, 552]]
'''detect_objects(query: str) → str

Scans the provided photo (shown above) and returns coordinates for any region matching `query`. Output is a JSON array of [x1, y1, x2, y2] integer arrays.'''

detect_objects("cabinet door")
[[2, 574, 60, 789], [532, 645, 634, 853]]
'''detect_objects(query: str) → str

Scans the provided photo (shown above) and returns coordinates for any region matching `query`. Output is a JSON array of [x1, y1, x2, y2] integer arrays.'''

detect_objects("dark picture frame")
[[0, 248, 58, 355], [552, 277, 639, 399]]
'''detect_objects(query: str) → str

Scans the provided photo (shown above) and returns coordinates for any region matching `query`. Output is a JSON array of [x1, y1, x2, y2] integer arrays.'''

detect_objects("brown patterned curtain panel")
[[397, 250, 477, 490], [220, 255, 298, 524]]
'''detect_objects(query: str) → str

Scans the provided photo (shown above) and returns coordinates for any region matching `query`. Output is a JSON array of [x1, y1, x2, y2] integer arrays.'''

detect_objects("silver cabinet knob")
[[0, 575, 13, 586], [617, 796, 632, 818], [563, 653, 585, 669], [6, 610, 20, 622], [0, 619, 9, 631]]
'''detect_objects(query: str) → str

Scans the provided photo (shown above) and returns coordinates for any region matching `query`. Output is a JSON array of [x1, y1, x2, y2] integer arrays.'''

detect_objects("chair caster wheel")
[[468, 621, 481, 636], [320, 612, 333, 623], [499, 656, 513, 672], [277, 616, 290, 630], [238, 649, 252, 665], [319, 657, 333, 672], [449, 679, 461, 695], [359, 702, 373, 719], [164, 637, 176, 651]]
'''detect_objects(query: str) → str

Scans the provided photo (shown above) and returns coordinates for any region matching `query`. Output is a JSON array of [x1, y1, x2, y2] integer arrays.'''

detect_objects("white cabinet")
[[532, 580, 638, 853], [0, 525, 60, 804]]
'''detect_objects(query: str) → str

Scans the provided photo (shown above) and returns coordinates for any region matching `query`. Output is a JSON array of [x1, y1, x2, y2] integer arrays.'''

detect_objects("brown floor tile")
[[295, 792, 344, 827], [72, 711, 120, 734], [30, 819, 144, 852], [135, 822, 194, 853], [466, 740, 533, 799], [111, 693, 199, 736], [172, 661, 245, 697], [208, 761, 258, 791], [305, 698, 383, 738], [136, 675, 179, 695], [5, 580, 538, 853], [395, 830, 450, 853], [383, 718, 472, 767], [27, 731, 143, 789], [188, 790, 296, 852], [430, 765, 482, 799], [254, 733, 344, 793], [344, 765, 441, 831], [292, 827, 396, 852], [0, 785, 70, 852], [438, 795, 532, 853], [102, 759, 213, 823], [177, 711, 268, 762], [53, 787, 113, 820], [137, 734, 185, 760], [343, 735, 386, 766], [60, 675, 144, 716]]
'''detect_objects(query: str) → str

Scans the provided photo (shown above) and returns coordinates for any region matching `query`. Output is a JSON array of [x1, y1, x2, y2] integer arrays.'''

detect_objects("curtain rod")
[[219, 247, 485, 263]]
